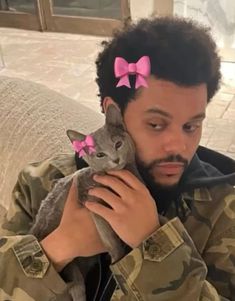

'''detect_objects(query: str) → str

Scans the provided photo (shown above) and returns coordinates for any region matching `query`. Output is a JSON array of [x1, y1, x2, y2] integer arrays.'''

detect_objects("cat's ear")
[[105, 104, 126, 129], [66, 129, 86, 143]]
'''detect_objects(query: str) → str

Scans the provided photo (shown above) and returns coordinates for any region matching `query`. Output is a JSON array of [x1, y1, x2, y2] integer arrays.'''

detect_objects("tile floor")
[[0, 27, 235, 159]]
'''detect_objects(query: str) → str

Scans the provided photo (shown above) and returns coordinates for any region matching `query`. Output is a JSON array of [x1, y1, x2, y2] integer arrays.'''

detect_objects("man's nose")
[[163, 130, 186, 154]]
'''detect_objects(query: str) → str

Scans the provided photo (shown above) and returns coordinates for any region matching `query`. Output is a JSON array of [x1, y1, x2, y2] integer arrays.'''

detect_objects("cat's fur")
[[30, 105, 142, 300]]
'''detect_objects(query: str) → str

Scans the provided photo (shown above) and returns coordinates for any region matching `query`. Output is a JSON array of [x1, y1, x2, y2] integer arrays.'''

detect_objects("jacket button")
[[149, 244, 161, 256], [31, 259, 43, 272], [22, 255, 33, 269], [0, 237, 8, 247]]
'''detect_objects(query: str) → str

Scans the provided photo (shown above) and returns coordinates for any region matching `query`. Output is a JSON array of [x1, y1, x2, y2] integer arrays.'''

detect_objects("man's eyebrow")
[[144, 108, 206, 121], [144, 108, 172, 118], [189, 113, 206, 120]]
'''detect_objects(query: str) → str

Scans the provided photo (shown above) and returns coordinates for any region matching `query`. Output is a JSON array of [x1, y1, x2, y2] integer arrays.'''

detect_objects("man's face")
[[123, 78, 207, 188]]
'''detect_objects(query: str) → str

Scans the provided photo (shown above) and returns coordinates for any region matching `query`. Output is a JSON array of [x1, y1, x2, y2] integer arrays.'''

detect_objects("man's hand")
[[40, 179, 107, 271], [85, 170, 159, 248]]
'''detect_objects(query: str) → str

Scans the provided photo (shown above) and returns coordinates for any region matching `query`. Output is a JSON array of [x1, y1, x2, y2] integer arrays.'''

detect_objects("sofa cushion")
[[0, 76, 104, 209]]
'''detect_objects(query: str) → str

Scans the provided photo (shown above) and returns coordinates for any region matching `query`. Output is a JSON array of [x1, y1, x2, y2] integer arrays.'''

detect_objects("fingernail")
[[85, 201, 92, 207], [88, 189, 94, 195]]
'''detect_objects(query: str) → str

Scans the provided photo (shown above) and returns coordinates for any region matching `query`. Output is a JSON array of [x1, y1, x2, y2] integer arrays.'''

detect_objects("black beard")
[[135, 155, 189, 214]]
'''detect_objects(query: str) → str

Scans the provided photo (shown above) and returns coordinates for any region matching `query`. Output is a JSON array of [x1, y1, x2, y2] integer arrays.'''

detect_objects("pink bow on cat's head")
[[114, 55, 151, 89], [72, 135, 96, 158]]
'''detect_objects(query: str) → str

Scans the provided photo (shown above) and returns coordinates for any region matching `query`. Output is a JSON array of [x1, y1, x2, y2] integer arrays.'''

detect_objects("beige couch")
[[0, 76, 104, 217]]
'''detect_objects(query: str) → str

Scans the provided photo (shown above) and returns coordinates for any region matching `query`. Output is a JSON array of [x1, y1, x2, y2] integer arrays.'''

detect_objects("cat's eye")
[[115, 141, 123, 150], [96, 152, 106, 158]]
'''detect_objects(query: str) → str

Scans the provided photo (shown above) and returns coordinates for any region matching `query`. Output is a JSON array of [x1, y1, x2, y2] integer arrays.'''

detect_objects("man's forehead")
[[139, 77, 207, 96], [132, 78, 207, 108]]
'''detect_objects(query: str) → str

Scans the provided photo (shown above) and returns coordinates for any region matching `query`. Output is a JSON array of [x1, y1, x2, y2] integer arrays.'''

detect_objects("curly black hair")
[[96, 16, 221, 114]]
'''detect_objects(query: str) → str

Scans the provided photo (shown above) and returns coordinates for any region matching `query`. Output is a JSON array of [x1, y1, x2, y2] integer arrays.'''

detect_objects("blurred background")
[[0, 0, 234, 61], [0, 0, 235, 158]]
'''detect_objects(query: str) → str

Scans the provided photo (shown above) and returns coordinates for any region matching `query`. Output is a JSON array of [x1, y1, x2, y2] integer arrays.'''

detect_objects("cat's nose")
[[113, 158, 120, 164]]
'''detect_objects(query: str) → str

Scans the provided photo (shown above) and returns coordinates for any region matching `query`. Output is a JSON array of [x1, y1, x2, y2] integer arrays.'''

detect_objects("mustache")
[[148, 154, 188, 170]]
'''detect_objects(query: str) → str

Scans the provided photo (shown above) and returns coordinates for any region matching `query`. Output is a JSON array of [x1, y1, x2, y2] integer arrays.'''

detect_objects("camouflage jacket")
[[0, 152, 235, 301]]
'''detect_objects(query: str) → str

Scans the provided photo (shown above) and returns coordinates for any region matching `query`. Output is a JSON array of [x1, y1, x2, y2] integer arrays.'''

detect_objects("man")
[[0, 17, 235, 300]]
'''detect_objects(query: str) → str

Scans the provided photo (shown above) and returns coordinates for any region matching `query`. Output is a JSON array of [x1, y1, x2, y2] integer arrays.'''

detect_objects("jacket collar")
[[183, 188, 213, 202], [51, 153, 77, 177]]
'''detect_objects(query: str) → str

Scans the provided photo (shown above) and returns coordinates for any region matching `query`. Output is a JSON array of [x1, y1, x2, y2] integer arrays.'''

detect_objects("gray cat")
[[30, 104, 142, 300]]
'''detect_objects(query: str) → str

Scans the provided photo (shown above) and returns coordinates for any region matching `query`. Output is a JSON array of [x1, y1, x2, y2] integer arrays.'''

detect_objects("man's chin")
[[136, 159, 186, 189], [152, 173, 182, 188]]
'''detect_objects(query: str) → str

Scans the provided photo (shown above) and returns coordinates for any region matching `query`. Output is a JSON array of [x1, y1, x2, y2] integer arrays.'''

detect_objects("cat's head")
[[67, 104, 135, 171]]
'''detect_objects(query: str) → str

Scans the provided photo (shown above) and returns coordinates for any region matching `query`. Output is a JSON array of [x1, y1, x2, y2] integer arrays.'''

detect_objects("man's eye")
[[148, 123, 165, 130], [183, 124, 200, 133]]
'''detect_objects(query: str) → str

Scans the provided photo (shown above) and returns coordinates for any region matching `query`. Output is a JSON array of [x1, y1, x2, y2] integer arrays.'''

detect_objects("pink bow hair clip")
[[72, 135, 96, 158], [114, 55, 151, 89]]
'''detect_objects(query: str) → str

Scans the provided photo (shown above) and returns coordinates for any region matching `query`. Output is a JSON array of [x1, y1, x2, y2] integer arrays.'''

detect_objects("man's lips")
[[155, 162, 185, 175]]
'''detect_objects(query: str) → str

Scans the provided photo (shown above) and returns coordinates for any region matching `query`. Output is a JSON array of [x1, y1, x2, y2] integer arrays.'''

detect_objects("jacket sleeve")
[[0, 168, 69, 301], [111, 209, 235, 301]]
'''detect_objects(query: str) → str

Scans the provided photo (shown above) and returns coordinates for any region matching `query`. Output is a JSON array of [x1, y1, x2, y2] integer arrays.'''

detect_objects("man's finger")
[[93, 174, 130, 199], [85, 201, 114, 223], [107, 169, 145, 191], [88, 187, 123, 211]]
